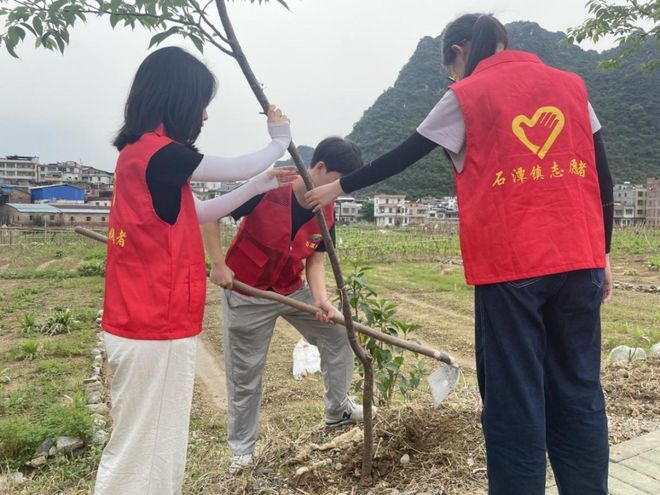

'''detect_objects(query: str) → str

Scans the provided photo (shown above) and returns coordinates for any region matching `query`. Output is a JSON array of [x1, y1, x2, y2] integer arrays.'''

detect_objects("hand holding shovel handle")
[[75, 226, 459, 407]]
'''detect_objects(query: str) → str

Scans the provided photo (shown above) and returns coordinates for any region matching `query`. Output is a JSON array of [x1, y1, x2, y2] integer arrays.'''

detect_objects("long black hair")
[[442, 14, 508, 78], [114, 46, 217, 150]]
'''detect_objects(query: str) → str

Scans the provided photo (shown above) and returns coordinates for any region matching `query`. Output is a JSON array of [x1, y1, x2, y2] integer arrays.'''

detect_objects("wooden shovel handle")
[[75, 226, 455, 365]]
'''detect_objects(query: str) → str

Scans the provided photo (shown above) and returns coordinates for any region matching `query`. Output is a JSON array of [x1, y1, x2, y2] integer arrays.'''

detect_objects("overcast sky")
[[0, 0, 616, 171]]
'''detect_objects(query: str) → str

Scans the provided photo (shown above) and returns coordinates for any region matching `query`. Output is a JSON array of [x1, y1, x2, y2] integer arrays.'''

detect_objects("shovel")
[[75, 226, 460, 407]]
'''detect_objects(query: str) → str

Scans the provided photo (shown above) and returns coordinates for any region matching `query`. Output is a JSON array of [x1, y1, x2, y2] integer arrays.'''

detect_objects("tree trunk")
[[214, 0, 373, 482]]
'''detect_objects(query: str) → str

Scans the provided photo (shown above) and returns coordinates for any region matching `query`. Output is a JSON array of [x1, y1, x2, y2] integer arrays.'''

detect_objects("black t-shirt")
[[231, 192, 335, 252], [143, 142, 336, 251], [145, 142, 204, 225]]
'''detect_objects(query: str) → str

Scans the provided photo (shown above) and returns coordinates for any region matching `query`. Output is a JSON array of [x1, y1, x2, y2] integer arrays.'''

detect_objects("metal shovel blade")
[[427, 365, 460, 408]]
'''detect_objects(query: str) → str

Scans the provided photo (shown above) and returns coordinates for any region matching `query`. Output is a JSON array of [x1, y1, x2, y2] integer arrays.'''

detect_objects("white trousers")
[[94, 332, 197, 495]]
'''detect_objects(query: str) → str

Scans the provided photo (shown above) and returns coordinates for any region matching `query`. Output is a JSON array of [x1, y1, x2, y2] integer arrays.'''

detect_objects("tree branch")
[[191, 0, 231, 44], [213, 0, 374, 483]]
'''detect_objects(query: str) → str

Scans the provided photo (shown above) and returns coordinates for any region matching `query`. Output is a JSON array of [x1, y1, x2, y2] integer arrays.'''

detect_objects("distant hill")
[[276, 145, 315, 167]]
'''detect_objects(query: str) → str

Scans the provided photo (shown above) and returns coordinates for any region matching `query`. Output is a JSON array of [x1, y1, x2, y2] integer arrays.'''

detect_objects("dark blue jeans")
[[475, 269, 608, 495]]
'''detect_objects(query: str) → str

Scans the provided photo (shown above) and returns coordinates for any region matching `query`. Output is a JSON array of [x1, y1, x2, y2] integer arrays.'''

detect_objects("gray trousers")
[[222, 286, 354, 456]]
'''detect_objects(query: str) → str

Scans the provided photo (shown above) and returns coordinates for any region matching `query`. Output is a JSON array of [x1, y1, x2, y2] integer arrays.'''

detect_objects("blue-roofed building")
[[30, 184, 84, 204]]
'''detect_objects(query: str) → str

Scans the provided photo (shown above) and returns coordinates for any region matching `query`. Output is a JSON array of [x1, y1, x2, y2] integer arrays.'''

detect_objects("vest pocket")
[[188, 263, 207, 315], [234, 236, 269, 268], [106, 259, 170, 328]]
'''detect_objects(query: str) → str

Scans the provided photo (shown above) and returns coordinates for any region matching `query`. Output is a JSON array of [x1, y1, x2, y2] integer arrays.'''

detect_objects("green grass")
[[40, 308, 80, 336], [36, 359, 73, 378], [0, 228, 658, 492], [336, 224, 461, 261], [0, 287, 44, 320], [0, 417, 48, 468], [0, 236, 102, 270], [22, 445, 102, 494], [334, 259, 659, 357], [77, 260, 106, 277], [16, 340, 40, 361], [0, 244, 103, 476], [0, 361, 95, 468], [365, 261, 472, 294], [611, 226, 660, 256], [0, 269, 79, 280], [602, 304, 660, 352], [649, 256, 660, 271]]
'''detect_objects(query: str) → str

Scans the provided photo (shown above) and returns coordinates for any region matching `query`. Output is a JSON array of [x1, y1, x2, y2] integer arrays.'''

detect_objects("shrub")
[[40, 308, 78, 336], [77, 260, 105, 277], [0, 417, 47, 468]]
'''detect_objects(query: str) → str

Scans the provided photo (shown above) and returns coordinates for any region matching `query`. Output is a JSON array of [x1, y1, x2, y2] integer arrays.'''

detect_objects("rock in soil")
[[56, 436, 84, 453]]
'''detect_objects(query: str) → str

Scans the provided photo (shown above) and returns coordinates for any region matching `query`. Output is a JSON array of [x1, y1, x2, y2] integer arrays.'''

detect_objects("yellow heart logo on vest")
[[512, 106, 565, 159]]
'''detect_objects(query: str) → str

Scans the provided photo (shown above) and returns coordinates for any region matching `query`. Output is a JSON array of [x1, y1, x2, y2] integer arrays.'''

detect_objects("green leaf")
[[109, 14, 122, 28], [188, 33, 204, 53], [148, 26, 179, 48], [49, 0, 70, 17], [55, 34, 66, 53], [14, 26, 26, 41], [20, 22, 37, 36], [7, 26, 25, 43], [33, 17, 43, 36], [5, 40, 20, 59]]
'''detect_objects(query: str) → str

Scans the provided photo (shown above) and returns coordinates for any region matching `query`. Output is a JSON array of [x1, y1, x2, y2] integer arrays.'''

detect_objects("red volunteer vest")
[[450, 50, 605, 285], [102, 127, 206, 339], [226, 186, 335, 295]]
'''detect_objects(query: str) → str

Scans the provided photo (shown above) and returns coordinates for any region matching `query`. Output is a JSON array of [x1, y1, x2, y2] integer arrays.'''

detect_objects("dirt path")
[[192, 291, 475, 416], [395, 293, 474, 325], [36, 259, 57, 270], [195, 338, 227, 411]]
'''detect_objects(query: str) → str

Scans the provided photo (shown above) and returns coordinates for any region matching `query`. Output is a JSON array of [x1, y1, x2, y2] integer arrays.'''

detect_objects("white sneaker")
[[325, 396, 377, 427], [229, 454, 253, 474]]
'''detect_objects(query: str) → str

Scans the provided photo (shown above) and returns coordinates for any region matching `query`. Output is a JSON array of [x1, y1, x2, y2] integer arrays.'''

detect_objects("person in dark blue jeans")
[[476, 269, 609, 494], [305, 14, 615, 495]]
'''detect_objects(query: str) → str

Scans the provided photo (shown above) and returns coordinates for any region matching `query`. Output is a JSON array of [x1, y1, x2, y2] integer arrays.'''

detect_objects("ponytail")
[[442, 13, 508, 78], [464, 15, 508, 77]]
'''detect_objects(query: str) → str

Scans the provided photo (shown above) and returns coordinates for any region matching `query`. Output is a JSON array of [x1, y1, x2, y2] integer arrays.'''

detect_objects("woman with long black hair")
[[96, 46, 295, 494], [306, 14, 613, 495]]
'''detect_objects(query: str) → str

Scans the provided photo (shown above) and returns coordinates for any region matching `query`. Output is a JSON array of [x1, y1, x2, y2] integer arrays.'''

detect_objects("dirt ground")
[[1, 240, 658, 494], [184, 275, 660, 495]]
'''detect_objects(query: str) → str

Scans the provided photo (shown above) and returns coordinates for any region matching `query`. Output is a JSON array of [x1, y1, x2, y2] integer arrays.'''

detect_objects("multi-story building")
[[646, 177, 660, 228], [613, 182, 646, 226], [38, 161, 82, 183], [81, 166, 114, 185], [404, 201, 430, 225], [374, 194, 407, 227], [335, 196, 363, 224], [0, 156, 39, 184], [191, 181, 241, 201]]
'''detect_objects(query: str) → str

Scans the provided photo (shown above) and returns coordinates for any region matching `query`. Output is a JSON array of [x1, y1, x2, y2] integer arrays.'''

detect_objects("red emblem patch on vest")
[[306, 233, 323, 249]]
